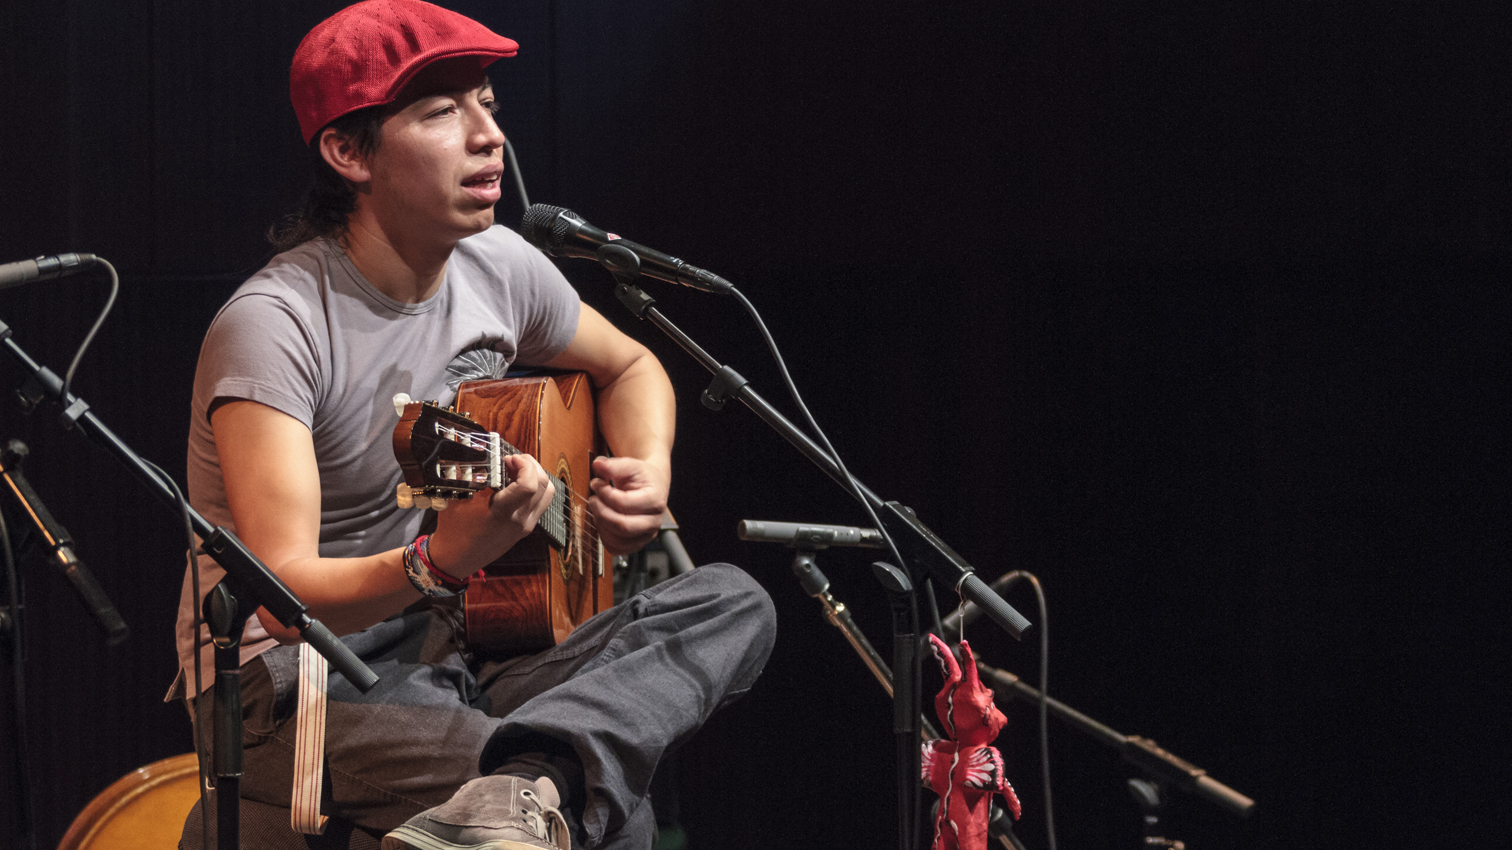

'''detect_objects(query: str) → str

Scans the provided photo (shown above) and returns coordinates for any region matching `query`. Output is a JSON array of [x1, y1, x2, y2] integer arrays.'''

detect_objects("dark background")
[[1, 1, 1506, 848]]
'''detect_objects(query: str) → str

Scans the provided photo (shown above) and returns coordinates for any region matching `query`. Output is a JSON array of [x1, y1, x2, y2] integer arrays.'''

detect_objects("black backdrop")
[[1, 2, 1506, 848]]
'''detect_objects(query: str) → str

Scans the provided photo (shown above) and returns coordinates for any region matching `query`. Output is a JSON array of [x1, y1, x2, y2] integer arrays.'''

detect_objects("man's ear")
[[318, 127, 373, 185]]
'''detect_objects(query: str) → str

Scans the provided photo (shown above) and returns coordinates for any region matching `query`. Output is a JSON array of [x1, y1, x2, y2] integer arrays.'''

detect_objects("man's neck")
[[340, 212, 457, 304]]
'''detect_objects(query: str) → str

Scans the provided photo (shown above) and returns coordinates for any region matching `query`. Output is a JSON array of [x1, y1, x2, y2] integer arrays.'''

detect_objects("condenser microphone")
[[520, 204, 733, 294], [737, 519, 887, 549], [0, 253, 98, 290], [0, 440, 128, 644], [942, 571, 1025, 638]]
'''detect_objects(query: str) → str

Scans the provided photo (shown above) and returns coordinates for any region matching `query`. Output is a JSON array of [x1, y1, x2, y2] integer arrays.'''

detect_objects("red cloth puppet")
[[921, 634, 1020, 850]]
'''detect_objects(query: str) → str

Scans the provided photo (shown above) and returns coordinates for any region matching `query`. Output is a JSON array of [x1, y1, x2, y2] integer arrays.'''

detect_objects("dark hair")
[[267, 105, 386, 252]]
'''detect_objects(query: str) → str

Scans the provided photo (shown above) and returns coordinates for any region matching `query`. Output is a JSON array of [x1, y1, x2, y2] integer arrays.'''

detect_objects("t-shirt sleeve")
[[194, 292, 325, 428]]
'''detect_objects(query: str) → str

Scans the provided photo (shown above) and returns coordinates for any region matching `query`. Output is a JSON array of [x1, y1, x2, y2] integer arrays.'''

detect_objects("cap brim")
[[384, 44, 519, 102]]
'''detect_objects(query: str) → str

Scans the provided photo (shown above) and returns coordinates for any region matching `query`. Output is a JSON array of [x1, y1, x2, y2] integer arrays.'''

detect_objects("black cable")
[[988, 570, 1056, 850], [924, 578, 947, 642], [502, 135, 531, 214], [727, 287, 912, 586], [142, 457, 212, 847], [0, 509, 36, 850], [728, 284, 926, 848], [59, 258, 119, 409]]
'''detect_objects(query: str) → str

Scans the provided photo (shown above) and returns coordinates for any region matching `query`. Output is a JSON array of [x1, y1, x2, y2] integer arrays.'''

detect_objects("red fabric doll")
[[921, 633, 1021, 850]]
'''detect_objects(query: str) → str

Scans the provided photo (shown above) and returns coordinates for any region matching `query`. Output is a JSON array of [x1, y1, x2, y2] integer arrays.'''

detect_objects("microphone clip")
[[601, 244, 660, 322], [701, 365, 749, 412], [598, 243, 642, 282]]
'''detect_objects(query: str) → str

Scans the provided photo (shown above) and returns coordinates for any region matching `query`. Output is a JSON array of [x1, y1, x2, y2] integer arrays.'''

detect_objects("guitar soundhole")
[[555, 455, 575, 582]]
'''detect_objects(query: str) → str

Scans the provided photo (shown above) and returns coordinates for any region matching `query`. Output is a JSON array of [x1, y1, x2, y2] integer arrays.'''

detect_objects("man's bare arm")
[[543, 302, 676, 555], [213, 399, 554, 642]]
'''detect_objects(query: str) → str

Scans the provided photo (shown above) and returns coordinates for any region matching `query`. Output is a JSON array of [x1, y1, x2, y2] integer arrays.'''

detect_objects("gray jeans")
[[199, 563, 775, 849]]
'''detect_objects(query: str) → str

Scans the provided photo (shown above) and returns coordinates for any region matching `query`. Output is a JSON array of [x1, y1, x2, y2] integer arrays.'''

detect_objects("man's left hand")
[[588, 455, 670, 556]]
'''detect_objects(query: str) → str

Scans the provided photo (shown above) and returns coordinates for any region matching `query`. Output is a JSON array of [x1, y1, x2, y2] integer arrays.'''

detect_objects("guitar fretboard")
[[432, 423, 571, 552]]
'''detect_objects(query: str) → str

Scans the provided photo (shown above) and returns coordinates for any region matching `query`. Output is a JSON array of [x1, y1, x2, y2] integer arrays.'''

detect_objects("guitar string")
[[426, 422, 612, 541], [432, 423, 603, 510], [423, 415, 668, 577], [408, 409, 613, 581], [419, 447, 606, 578]]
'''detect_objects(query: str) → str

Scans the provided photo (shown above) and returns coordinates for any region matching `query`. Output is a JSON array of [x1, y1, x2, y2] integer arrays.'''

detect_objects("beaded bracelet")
[[403, 534, 468, 597]]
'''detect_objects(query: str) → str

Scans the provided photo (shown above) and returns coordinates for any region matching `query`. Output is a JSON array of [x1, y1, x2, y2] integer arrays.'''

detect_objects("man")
[[173, 2, 775, 848]]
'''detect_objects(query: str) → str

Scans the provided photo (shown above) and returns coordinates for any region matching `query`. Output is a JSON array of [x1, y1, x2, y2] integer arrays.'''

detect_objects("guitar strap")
[[292, 642, 330, 835]]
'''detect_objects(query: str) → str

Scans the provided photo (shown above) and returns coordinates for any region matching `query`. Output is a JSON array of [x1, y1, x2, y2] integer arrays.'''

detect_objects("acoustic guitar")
[[391, 373, 612, 656]]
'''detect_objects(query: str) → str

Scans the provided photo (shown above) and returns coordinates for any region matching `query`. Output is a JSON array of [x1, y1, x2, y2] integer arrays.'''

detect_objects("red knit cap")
[[290, 0, 518, 144]]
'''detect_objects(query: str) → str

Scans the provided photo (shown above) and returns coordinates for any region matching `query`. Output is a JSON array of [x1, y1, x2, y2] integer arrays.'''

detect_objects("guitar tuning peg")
[[392, 393, 413, 417], [412, 493, 432, 511], [396, 483, 414, 509], [431, 497, 450, 511]]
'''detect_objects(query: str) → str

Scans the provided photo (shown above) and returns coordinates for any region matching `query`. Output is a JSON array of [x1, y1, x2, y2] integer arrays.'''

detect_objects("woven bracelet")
[[403, 535, 458, 598], [417, 535, 473, 592]]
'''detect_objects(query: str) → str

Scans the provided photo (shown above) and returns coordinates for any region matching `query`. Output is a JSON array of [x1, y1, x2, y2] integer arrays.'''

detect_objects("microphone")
[[520, 205, 733, 294], [941, 571, 1024, 637], [0, 440, 129, 645], [0, 253, 98, 290], [737, 519, 886, 549]]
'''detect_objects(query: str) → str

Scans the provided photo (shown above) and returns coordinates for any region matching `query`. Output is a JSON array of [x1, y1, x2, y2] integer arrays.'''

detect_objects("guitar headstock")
[[392, 394, 503, 510]]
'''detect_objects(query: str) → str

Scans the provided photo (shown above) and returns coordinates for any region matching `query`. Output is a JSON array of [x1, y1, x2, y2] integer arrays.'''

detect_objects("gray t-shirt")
[[175, 225, 580, 688]]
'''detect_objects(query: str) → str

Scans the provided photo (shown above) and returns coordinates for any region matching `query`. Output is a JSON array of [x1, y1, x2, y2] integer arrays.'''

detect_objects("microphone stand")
[[592, 246, 1031, 850], [1, 439, 129, 644], [0, 312, 379, 850], [592, 247, 1030, 638], [782, 543, 1026, 850], [975, 662, 1255, 818], [950, 573, 1255, 821], [0, 438, 128, 850], [1, 513, 35, 850], [873, 561, 922, 850]]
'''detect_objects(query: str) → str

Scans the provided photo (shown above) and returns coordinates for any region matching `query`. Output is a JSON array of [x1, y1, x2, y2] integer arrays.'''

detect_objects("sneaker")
[[382, 775, 571, 850]]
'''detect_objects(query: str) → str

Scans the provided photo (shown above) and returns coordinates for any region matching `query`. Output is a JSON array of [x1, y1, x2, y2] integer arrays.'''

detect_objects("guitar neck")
[[396, 400, 572, 551], [495, 437, 571, 552]]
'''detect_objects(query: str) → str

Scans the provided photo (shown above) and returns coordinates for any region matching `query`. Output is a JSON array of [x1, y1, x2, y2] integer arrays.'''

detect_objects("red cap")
[[290, 0, 518, 144]]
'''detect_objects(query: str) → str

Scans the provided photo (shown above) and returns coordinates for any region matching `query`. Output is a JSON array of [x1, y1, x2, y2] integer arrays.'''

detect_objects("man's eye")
[[483, 100, 500, 115]]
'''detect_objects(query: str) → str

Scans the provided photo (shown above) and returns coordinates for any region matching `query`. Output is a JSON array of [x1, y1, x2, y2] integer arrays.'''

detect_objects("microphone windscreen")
[[521, 204, 572, 254]]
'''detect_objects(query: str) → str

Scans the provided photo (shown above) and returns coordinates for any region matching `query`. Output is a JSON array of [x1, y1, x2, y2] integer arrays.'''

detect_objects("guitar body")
[[449, 374, 611, 656]]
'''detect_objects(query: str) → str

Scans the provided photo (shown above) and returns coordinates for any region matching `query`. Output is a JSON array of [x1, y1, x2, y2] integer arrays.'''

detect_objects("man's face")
[[362, 58, 506, 243]]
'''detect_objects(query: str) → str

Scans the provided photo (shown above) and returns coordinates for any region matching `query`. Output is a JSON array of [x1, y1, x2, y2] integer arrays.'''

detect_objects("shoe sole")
[[382, 824, 555, 850]]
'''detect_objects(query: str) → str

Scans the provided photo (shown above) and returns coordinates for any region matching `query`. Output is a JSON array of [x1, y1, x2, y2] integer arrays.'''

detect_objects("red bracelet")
[[415, 534, 471, 592]]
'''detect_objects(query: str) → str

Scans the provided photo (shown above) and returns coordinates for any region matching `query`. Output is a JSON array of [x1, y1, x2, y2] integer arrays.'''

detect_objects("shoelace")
[[519, 789, 572, 850]]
